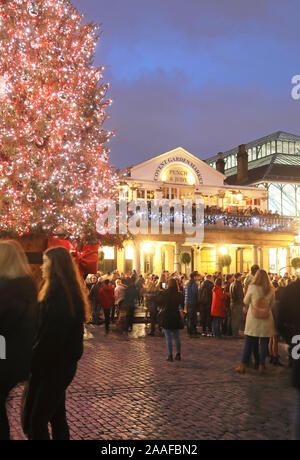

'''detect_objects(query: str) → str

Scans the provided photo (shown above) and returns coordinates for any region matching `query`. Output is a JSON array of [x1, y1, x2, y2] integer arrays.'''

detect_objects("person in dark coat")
[[23, 247, 90, 440], [277, 277, 300, 440], [222, 274, 234, 336], [124, 277, 138, 333], [0, 240, 38, 440], [157, 279, 184, 362], [98, 279, 115, 333], [88, 276, 101, 325], [230, 273, 245, 338], [198, 275, 214, 336], [184, 271, 200, 337]]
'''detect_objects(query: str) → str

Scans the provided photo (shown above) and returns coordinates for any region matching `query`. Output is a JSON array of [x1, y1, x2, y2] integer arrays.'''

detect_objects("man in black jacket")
[[230, 273, 244, 338], [222, 274, 234, 336], [198, 275, 214, 336], [277, 277, 300, 440]]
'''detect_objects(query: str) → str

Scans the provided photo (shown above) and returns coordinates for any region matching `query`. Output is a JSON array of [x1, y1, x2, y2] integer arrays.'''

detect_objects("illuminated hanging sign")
[[154, 157, 203, 184]]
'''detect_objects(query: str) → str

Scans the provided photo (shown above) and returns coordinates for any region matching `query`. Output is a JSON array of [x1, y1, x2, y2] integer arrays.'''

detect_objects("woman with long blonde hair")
[[0, 240, 37, 440], [23, 246, 90, 440], [236, 269, 275, 375]]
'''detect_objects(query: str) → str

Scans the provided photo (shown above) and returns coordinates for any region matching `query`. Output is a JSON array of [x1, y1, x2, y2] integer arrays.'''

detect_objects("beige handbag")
[[253, 297, 270, 320]]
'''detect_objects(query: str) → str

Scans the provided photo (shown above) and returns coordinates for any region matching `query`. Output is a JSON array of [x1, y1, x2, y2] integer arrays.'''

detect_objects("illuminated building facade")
[[100, 146, 298, 276], [206, 131, 300, 273]]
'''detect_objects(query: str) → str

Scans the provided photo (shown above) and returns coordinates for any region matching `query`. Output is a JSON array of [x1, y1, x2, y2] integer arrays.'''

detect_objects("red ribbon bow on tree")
[[47, 238, 99, 277]]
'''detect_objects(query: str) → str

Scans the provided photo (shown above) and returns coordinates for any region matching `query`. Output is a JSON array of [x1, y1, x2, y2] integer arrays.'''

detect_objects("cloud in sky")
[[72, 0, 300, 168]]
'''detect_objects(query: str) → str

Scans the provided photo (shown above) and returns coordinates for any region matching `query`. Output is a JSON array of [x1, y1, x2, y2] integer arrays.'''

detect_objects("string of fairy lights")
[[0, 0, 117, 242]]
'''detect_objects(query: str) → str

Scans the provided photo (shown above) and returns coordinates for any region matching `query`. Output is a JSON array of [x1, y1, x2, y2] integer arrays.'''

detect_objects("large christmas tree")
[[0, 0, 117, 243]]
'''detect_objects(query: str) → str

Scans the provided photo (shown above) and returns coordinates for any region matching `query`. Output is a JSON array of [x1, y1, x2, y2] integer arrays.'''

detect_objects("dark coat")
[[277, 279, 300, 389], [31, 278, 85, 375], [124, 285, 138, 309], [184, 280, 198, 305], [0, 276, 38, 388], [157, 288, 184, 330], [198, 279, 214, 306], [230, 280, 244, 307]]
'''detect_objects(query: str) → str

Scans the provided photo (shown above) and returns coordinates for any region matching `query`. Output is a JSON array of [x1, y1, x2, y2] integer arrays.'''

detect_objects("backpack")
[[253, 296, 270, 320]]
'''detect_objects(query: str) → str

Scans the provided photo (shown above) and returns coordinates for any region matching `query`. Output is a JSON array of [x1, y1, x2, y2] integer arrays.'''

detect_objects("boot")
[[258, 365, 266, 375], [175, 353, 181, 361], [167, 355, 173, 362], [270, 356, 274, 364], [236, 363, 246, 374], [273, 356, 284, 367]]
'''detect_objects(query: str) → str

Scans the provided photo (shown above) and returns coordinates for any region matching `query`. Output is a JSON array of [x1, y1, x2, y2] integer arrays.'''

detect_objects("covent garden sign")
[[153, 156, 204, 185]]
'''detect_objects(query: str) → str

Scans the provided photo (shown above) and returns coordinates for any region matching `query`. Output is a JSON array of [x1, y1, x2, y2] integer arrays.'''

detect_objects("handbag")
[[179, 310, 185, 330], [253, 297, 270, 320]]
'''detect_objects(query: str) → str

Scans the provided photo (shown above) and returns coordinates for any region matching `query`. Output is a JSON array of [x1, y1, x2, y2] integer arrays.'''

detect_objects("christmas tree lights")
[[0, 0, 117, 243]]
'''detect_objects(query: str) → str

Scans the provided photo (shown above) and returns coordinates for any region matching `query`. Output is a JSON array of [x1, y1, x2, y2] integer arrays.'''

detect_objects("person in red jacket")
[[98, 280, 115, 334], [211, 278, 228, 338]]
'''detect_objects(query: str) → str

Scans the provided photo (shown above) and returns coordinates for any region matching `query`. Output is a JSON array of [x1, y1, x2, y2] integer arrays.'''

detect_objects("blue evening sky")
[[72, 0, 300, 168]]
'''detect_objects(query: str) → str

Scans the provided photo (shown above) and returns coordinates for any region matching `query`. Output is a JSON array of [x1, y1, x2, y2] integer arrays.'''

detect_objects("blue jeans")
[[164, 329, 181, 357], [213, 317, 223, 338], [241, 336, 269, 366], [294, 389, 300, 440]]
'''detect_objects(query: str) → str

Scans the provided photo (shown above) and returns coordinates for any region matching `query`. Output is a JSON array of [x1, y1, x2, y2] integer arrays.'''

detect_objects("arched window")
[[282, 184, 296, 216]]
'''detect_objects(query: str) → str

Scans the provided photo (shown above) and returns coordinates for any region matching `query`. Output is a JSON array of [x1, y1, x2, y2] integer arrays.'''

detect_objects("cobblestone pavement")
[[8, 324, 295, 440]]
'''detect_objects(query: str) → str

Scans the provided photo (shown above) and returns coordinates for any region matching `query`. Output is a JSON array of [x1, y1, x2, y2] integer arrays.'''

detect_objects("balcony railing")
[[203, 212, 297, 233], [122, 207, 299, 234]]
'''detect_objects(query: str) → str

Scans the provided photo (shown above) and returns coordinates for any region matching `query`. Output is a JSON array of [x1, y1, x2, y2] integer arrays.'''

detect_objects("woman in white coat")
[[236, 270, 275, 375]]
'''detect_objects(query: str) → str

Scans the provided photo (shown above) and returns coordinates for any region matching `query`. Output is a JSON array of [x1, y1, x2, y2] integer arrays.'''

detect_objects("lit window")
[[277, 141, 283, 153], [257, 146, 262, 159], [137, 190, 145, 199], [282, 184, 296, 216], [125, 246, 134, 260], [297, 186, 300, 216], [269, 248, 277, 274], [283, 142, 289, 154], [289, 142, 295, 155], [102, 247, 115, 260], [268, 184, 282, 214], [271, 141, 276, 154], [147, 190, 155, 200]]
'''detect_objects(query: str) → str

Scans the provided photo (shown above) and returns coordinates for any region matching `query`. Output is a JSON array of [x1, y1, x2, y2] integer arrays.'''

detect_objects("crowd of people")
[[1, 239, 300, 440], [84, 265, 300, 438]]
